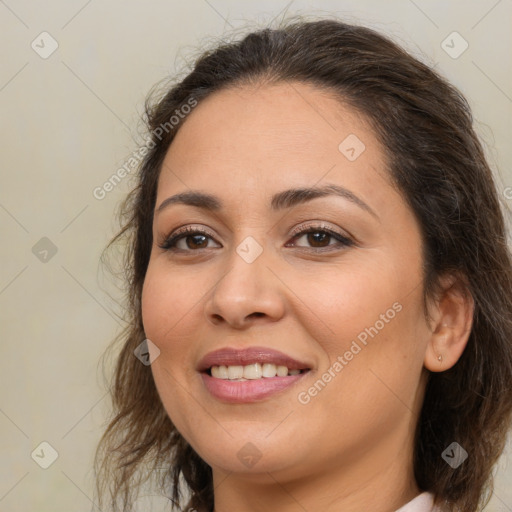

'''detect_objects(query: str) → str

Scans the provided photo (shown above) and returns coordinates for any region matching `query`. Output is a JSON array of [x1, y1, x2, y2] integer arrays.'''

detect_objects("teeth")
[[211, 365, 228, 379], [243, 363, 262, 379], [262, 363, 277, 378], [227, 365, 244, 379], [210, 363, 303, 380], [276, 365, 289, 377]]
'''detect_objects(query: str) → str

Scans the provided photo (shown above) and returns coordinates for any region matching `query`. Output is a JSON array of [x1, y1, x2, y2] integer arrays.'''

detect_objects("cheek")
[[141, 264, 201, 432], [295, 261, 406, 354], [141, 260, 207, 383], [141, 261, 197, 342], [295, 255, 427, 399], [141, 272, 165, 344]]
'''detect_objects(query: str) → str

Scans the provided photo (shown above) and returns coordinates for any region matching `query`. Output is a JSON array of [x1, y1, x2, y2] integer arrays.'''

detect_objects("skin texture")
[[141, 81, 473, 512]]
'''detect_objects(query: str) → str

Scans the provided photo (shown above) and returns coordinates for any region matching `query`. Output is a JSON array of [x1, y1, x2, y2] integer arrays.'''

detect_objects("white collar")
[[395, 492, 438, 512]]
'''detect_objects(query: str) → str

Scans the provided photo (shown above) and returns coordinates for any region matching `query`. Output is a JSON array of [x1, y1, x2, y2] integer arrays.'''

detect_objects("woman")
[[94, 17, 512, 512]]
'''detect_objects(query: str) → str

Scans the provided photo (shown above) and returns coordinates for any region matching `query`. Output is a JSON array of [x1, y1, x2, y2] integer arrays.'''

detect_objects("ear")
[[424, 273, 474, 372]]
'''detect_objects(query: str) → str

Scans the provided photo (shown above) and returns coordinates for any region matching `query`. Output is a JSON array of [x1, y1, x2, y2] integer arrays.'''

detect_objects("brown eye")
[[184, 234, 209, 249], [288, 226, 353, 251], [159, 225, 353, 253], [305, 231, 331, 247], [159, 227, 220, 252]]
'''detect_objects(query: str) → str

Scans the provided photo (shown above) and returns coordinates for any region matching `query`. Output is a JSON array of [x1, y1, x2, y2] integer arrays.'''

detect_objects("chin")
[[185, 426, 306, 476]]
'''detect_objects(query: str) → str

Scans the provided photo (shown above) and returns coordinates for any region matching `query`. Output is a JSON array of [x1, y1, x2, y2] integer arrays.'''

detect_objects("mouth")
[[197, 347, 311, 403]]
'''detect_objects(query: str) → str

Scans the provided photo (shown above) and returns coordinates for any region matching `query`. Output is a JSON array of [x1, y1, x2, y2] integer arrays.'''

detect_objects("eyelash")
[[158, 223, 354, 253]]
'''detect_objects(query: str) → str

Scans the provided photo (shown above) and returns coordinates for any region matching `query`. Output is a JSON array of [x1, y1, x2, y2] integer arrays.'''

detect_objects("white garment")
[[395, 492, 441, 512]]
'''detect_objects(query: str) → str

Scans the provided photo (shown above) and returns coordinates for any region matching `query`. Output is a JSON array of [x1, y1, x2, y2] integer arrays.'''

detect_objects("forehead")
[[157, 81, 391, 210]]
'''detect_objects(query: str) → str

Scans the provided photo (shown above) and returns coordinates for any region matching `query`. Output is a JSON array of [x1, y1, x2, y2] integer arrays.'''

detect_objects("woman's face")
[[141, 82, 432, 484]]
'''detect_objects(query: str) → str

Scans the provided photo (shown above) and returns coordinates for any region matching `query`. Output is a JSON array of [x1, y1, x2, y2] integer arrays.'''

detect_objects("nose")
[[203, 241, 285, 329]]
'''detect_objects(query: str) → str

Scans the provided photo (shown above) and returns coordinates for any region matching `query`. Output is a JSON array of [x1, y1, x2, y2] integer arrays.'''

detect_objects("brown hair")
[[94, 17, 512, 512]]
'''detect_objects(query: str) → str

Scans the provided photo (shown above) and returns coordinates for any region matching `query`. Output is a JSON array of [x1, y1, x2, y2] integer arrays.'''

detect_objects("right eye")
[[159, 226, 221, 252]]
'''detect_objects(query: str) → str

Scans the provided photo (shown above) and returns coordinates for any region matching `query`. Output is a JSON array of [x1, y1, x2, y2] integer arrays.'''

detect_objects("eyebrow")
[[156, 184, 378, 219]]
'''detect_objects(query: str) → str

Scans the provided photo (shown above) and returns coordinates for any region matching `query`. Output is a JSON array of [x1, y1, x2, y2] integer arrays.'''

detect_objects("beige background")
[[1, 0, 511, 510]]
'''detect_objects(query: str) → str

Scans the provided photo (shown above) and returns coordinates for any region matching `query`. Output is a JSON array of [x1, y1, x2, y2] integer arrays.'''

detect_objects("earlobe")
[[424, 274, 474, 373]]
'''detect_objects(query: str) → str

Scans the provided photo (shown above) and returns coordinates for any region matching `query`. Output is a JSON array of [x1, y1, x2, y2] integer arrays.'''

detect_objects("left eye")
[[286, 228, 353, 250], [159, 226, 353, 252]]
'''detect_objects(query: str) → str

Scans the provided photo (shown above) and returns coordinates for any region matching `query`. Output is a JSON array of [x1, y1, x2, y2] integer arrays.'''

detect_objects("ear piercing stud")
[[437, 354, 443, 362]]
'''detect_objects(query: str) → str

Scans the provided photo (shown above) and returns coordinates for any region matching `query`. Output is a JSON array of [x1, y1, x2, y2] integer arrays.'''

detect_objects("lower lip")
[[201, 372, 308, 403]]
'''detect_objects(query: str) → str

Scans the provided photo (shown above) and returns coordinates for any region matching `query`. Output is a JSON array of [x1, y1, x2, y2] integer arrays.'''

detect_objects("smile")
[[198, 347, 312, 402]]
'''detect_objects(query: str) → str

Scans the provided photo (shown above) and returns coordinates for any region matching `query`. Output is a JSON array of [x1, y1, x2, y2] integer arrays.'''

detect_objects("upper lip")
[[197, 346, 311, 372]]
